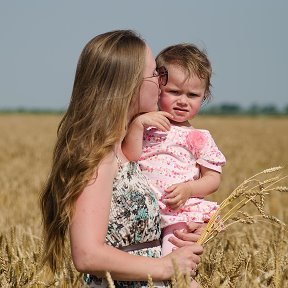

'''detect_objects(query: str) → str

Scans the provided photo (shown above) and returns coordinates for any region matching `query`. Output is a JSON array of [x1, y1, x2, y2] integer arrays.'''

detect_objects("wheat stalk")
[[197, 167, 288, 245], [146, 168, 288, 288], [106, 271, 115, 288]]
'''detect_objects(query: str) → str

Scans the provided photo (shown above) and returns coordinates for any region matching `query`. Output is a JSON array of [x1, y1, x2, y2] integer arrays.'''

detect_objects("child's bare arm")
[[192, 166, 221, 197], [122, 116, 145, 161], [164, 167, 221, 210], [122, 111, 173, 161]]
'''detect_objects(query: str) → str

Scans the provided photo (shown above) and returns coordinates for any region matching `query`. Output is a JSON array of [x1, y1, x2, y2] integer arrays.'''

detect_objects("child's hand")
[[163, 182, 193, 210], [133, 111, 173, 131]]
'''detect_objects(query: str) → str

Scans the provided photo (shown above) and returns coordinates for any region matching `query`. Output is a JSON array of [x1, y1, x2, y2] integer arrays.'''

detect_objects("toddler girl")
[[123, 43, 226, 257]]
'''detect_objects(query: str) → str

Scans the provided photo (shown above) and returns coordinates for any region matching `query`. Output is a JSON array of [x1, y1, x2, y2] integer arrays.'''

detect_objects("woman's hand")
[[161, 243, 203, 278], [160, 222, 204, 279], [168, 222, 205, 246]]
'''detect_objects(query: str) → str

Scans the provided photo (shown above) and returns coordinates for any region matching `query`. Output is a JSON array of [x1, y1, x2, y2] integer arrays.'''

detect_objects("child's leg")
[[162, 222, 202, 288], [161, 222, 187, 257]]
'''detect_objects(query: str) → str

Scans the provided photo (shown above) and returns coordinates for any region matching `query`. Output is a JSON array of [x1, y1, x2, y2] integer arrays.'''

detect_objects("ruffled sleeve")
[[186, 129, 226, 173]]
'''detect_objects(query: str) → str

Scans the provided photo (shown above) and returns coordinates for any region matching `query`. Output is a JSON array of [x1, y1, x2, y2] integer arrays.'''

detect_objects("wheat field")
[[0, 114, 287, 287]]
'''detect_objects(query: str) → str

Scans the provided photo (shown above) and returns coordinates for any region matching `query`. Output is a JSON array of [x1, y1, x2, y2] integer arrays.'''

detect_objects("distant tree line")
[[200, 103, 288, 116], [0, 108, 65, 114], [1, 103, 288, 116]]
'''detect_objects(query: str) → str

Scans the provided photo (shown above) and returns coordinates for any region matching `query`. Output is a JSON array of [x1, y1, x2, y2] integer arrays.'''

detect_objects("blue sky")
[[0, 1, 287, 110]]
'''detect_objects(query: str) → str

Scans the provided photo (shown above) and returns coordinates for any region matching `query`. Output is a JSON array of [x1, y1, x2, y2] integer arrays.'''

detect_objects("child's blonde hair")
[[40, 30, 146, 272], [156, 43, 212, 101]]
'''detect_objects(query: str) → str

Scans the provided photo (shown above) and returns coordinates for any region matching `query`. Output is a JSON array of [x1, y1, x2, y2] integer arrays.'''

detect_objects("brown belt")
[[118, 239, 161, 252]]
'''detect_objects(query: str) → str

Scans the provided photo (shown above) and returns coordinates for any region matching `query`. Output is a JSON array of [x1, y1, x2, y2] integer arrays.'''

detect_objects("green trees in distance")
[[0, 104, 288, 115], [200, 103, 288, 115]]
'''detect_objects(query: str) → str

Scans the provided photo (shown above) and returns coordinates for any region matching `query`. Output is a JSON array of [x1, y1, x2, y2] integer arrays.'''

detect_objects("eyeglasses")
[[143, 66, 168, 86]]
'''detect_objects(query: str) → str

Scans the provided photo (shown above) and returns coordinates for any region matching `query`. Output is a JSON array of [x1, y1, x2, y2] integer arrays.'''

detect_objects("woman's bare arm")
[[70, 151, 202, 281]]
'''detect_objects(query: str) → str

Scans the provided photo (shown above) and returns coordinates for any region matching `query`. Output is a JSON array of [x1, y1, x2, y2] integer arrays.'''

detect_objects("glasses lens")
[[157, 66, 168, 86]]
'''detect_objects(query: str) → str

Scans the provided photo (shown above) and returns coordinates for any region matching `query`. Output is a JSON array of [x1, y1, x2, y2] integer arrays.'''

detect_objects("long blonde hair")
[[40, 30, 146, 272]]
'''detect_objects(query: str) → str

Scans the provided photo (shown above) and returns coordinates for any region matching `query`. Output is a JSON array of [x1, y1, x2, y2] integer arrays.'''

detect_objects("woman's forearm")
[[74, 243, 169, 281]]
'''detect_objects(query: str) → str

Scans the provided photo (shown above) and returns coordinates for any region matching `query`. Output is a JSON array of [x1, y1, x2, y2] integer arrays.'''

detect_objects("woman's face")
[[138, 45, 161, 113]]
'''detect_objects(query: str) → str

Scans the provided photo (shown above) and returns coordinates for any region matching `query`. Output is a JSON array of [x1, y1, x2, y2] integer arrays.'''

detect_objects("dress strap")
[[115, 154, 123, 168]]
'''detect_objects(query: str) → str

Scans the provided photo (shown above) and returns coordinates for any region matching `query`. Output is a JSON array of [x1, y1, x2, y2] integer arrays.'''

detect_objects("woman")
[[40, 30, 203, 287]]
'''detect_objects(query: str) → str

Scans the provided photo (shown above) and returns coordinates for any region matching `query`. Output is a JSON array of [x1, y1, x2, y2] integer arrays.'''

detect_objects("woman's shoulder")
[[93, 151, 119, 181]]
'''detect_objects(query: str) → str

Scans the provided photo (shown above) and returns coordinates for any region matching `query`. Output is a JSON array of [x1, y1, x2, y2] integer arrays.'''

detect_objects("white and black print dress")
[[84, 160, 169, 288]]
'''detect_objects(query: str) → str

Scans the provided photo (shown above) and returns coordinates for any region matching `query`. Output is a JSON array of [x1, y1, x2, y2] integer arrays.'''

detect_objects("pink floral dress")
[[138, 125, 226, 228]]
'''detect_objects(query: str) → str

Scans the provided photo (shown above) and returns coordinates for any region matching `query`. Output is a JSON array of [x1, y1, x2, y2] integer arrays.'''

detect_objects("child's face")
[[159, 65, 206, 124]]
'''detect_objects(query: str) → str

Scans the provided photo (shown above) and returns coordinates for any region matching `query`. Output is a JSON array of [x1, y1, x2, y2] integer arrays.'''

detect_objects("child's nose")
[[178, 94, 188, 104]]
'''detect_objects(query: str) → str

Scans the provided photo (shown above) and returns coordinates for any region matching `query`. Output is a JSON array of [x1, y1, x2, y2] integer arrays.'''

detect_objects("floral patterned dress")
[[84, 159, 169, 288], [138, 125, 226, 229]]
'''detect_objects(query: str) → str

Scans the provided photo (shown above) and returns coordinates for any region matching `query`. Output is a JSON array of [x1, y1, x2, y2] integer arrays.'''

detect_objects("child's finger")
[[164, 191, 178, 199], [165, 196, 181, 206], [158, 111, 174, 120], [164, 185, 175, 193], [169, 203, 181, 210], [157, 119, 171, 131], [150, 117, 171, 131]]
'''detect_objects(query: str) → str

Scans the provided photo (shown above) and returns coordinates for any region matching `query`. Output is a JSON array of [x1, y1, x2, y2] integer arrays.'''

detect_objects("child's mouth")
[[173, 108, 189, 112]]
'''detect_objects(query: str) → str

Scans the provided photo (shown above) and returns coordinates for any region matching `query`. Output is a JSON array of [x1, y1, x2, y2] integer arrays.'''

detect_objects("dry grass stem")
[[105, 271, 115, 288], [197, 167, 288, 245]]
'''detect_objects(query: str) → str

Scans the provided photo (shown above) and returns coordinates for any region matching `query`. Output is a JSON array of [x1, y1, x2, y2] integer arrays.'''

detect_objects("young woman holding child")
[[40, 30, 203, 287]]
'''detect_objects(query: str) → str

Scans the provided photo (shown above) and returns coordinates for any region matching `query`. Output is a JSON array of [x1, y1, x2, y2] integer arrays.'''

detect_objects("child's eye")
[[188, 93, 199, 98], [170, 90, 180, 95]]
